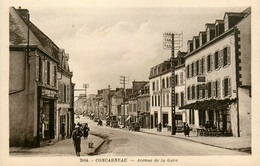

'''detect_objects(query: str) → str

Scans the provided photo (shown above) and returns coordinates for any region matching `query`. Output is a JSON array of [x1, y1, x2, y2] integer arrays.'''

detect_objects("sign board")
[[41, 88, 58, 98], [197, 76, 206, 82]]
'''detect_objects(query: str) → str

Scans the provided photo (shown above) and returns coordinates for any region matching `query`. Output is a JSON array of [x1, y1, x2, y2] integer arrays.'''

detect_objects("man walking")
[[72, 125, 83, 157]]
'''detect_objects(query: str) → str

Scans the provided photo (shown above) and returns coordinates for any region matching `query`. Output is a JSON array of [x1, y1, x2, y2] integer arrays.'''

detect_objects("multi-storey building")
[[9, 7, 74, 147], [137, 83, 150, 128], [149, 52, 186, 129], [181, 8, 251, 137], [57, 49, 73, 140]]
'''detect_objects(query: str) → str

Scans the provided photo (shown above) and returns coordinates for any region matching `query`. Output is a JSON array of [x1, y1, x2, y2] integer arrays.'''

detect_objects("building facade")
[[181, 8, 251, 137], [149, 52, 186, 129]]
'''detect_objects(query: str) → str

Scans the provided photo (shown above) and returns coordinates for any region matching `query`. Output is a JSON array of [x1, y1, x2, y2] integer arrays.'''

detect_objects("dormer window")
[[215, 20, 224, 36], [199, 32, 207, 46]]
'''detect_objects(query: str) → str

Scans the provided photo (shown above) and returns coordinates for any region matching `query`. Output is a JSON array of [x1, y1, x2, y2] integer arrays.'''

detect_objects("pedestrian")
[[158, 122, 162, 132], [83, 123, 90, 139], [184, 123, 190, 137], [71, 125, 83, 157], [61, 122, 66, 140]]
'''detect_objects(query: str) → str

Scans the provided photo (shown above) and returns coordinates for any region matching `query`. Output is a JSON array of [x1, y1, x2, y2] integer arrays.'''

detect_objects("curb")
[[87, 133, 107, 155], [140, 130, 251, 153]]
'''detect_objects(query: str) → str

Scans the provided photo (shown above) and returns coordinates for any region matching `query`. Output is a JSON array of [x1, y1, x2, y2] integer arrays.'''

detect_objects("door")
[[163, 113, 168, 127], [154, 112, 158, 127], [151, 115, 153, 129]]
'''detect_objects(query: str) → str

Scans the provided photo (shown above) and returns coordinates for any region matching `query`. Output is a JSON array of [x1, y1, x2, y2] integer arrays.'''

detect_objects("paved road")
[[80, 117, 247, 156]]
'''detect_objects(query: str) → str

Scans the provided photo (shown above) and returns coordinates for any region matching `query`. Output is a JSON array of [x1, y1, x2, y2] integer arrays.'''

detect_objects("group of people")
[[71, 123, 90, 157]]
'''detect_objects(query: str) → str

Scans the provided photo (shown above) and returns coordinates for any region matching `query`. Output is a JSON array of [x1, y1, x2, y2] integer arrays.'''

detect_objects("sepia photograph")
[[1, 0, 259, 165]]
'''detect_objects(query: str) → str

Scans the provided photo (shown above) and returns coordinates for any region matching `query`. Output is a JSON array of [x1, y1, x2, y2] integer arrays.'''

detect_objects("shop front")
[[38, 87, 58, 146]]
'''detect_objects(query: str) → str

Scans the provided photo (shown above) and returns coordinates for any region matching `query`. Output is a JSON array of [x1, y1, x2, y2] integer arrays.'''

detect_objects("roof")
[[9, 7, 59, 61]]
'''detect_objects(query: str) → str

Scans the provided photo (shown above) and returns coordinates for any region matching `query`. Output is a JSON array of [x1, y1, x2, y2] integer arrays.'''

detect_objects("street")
[[78, 116, 247, 156]]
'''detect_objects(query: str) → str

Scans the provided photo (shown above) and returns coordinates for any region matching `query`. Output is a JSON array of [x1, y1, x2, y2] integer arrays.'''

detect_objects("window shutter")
[[217, 79, 221, 98], [52, 65, 55, 86], [212, 81, 215, 98], [202, 57, 205, 73], [210, 54, 214, 72], [219, 50, 223, 68], [194, 61, 197, 76], [205, 84, 208, 99], [228, 78, 232, 96], [58, 82, 61, 102], [44, 61, 47, 84], [227, 46, 231, 65], [36, 55, 39, 81], [198, 59, 201, 74], [222, 79, 225, 97]]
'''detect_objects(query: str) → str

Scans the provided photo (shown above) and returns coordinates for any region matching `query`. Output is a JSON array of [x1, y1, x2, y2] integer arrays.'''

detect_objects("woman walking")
[[83, 123, 90, 139], [72, 125, 83, 157]]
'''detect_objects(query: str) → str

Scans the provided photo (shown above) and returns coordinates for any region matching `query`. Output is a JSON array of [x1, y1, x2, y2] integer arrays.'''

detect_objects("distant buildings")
[[9, 7, 74, 147]]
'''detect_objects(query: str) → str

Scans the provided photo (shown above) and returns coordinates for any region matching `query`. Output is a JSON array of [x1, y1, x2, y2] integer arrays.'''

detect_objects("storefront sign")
[[41, 88, 58, 98], [197, 76, 206, 82]]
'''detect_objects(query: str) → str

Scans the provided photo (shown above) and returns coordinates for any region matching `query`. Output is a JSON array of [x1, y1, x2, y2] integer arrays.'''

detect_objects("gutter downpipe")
[[234, 27, 240, 137]]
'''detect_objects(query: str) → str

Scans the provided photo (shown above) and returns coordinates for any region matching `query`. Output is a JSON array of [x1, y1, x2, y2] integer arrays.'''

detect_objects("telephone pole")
[[163, 32, 183, 135], [120, 76, 129, 127]]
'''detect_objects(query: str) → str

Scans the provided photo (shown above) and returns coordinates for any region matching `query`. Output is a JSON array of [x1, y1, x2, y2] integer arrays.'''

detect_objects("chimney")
[[205, 23, 215, 42], [16, 7, 29, 21]]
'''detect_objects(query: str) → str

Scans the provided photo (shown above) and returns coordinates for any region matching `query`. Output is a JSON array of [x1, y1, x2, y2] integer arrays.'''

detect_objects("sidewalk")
[[9, 134, 104, 156], [140, 128, 251, 153]]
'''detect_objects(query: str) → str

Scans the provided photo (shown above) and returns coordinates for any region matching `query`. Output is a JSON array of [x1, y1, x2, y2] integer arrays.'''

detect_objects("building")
[[9, 7, 63, 147], [56, 49, 73, 140], [180, 8, 251, 137], [149, 52, 186, 129], [137, 83, 150, 128]]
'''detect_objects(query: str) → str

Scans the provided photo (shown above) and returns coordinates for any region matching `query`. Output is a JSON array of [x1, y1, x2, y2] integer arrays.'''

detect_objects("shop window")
[[189, 109, 195, 125]]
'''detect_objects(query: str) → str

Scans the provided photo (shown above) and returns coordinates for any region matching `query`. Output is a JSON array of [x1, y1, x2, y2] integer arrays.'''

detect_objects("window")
[[187, 87, 190, 100], [201, 57, 205, 74], [196, 60, 199, 75], [223, 46, 231, 67], [180, 72, 183, 85], [156, 80, 159, 91], [175, 93, 179, 107], [207, 55, 211, 72], [197, 85, 200, 99], [192, 85, 195, 99], [175, 74, 178, 86], [189, 109, 195, 124], [162, 78, 165, 88], [223, 77, 231, 97], [186, 65, 190, 78], [54, 66, 56, 87], [214, 51, 219, 69], [208, 82, 212, 98], [146, 101, 149, 111], [181, 92, 184, 107], [152, 82, 155, 91], [162, 94, 165, 106], [63, 84, 67, 102], [215, 80, 220, 98], [152, 96, 154, 106], [166, 77, 169, 88], [202, 86, 205, 98], [39, 56, 42, 82], [191, 63, 194, 77], [158, 95, 160, 106], [47, 61, 50, 85], [155, 96, 157, 106], [166, 93, 169, 106]]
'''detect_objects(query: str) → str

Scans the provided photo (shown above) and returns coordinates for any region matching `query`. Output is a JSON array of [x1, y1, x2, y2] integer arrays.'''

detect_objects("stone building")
[[180, 8, 251, 137], [9, 7, 74, 147]]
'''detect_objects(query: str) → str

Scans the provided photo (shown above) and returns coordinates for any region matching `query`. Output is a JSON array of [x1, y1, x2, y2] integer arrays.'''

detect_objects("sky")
[[7, 1, 247, 96]]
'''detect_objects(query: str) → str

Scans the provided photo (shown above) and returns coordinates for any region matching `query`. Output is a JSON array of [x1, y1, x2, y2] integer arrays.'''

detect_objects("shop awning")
[[179, 98, 237, 110]]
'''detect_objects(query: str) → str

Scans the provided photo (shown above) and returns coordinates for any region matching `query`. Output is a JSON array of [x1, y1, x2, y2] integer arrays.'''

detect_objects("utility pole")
[[163, 32, 183, 135], [107, 85, 111, 118], [120, 76, 129, 127]]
